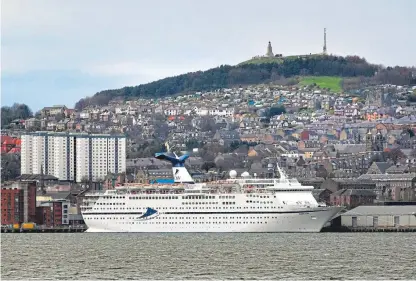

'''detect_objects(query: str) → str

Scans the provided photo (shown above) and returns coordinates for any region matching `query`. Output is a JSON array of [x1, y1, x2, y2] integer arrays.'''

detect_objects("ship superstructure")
[[81, 152, 342, 232]]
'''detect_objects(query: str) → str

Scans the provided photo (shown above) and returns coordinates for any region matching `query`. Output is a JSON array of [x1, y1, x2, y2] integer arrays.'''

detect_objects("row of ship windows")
[[111, 221, 267, 225], [129, 196, 181, 200], [86, 216, 275, 220], [97, 202, 125, 205], [101, 196, 181, 200], [94, 202, 280, 207], [99, 196, 244, 200], [246, 195, 273, 198], [182, 201, 220, 205], [184, 195, 220, 199], [88, 206, 284, 211], [246, 201, 274, 204]]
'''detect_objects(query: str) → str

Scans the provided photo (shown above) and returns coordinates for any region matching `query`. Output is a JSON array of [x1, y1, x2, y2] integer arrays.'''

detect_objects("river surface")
[[1, 233, 415, 280]]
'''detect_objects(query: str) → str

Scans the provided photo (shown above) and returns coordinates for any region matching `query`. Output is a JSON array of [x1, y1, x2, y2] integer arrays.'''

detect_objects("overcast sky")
[[2, 0, 415, 111]]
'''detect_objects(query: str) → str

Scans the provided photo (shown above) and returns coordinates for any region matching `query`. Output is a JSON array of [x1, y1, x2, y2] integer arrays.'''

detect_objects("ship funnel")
[[155, 152, 194, 184]]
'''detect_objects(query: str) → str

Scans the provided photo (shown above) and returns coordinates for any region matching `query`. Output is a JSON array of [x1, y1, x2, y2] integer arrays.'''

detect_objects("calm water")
[[1, 233, 415, 280]]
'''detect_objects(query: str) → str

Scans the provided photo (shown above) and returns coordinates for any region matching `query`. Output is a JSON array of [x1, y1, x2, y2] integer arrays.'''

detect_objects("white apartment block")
[[20, 134, 33, 175], [193, 107, 234, 117], [20, 132, 126, 182], [208, 108, 234, 117], [164, 108, 180, 116]]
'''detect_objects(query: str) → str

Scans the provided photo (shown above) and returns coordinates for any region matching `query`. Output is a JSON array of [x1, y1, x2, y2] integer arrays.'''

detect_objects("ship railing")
[[267, 185, 313, 190], [84, 192, 106, 197], [128, 190, 185, 195], [117, 183, 186, 187], [115, 183, 187, 189]]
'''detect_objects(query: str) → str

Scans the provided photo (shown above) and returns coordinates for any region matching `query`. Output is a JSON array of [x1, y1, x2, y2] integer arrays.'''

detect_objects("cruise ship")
[[81, 152, 343, 232]]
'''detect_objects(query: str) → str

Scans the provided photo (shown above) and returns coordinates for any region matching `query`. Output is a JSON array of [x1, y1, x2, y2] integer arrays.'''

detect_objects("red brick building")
[[330, 189, 377, 209], [36, 200, 70, 227], [1, 182, 37, 225]]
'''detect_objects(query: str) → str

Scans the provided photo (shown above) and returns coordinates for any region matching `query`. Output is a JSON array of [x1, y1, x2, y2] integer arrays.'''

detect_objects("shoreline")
[[2, 227, 416, 233], [1, 227, 87, 233]]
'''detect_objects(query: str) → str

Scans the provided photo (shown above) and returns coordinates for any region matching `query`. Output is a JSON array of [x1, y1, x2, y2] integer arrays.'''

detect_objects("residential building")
[[20, 132, 126, 182], [1, 182, 37, 225], [36, 199, 70, 226], [41, 105, 67, 117], [330, 189, 377, 209]]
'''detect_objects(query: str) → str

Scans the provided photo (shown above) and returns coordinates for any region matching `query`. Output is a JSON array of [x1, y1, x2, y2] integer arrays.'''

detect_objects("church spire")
[[266, 41, 274, 57]]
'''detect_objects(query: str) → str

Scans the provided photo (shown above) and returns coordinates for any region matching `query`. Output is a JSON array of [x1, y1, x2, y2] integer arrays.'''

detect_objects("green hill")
[[299, 76, 343, 92], [74, 55, 414, 110]]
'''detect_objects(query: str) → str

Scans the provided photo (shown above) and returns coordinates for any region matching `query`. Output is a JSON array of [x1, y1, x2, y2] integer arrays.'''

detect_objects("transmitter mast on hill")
[[323, 28, 327, 55]]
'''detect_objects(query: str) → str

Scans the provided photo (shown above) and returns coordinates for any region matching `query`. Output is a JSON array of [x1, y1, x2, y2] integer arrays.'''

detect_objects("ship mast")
[[276, 163, 287, 181]]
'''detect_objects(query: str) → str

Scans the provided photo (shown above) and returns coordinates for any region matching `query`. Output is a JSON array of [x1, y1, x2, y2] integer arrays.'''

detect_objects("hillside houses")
[[3, 82, 416, 209], [9, 97, 416, 165]]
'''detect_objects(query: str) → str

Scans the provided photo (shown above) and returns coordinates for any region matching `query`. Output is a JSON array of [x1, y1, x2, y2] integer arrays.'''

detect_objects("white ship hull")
[[83, 207, 342, 233], [81, 151, 343, 233]]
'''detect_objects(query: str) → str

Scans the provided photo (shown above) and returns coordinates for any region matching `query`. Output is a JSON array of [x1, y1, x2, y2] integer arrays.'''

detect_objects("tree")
[[185, 139, 201, 150], [201, 161, 216, 172], [200, 117, 217, 132], [1, 103, 33, 128], [315, 165, 329, 179], [1, 154, 21, 182], [1, 107, 12, 128], [266, 106, 286, 118], [199, 143, 225, 162], [80, 176, 90, 183], [385, 148, 405, 164], [127, 140, 165, 158], [12, 103, 33, 119], [229, 141, 241, 151], [406, 129, 415, 138], [408, 94, 416, 103]]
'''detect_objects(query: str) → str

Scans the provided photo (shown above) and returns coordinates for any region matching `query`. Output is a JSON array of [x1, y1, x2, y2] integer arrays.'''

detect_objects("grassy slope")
[[239, 53, 326, 66], [239, 57, 284, 65], [298, 76, 343, 92], [240, 55, 344, 92]]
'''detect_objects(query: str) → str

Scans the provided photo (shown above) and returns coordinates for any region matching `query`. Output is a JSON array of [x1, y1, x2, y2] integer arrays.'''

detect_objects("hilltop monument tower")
[[323, 28, 327, 55], [266, 41, 274, 57]]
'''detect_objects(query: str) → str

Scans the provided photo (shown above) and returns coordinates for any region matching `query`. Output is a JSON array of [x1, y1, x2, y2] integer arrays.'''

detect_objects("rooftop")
[[343, 205, 416, 216], [17, 174, 59, 181]]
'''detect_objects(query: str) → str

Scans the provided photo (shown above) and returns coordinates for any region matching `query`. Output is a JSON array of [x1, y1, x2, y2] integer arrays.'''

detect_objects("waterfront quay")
[[321, 226, 416, 232], [1, 225, 87, 233], [3, 226, 416, 233]]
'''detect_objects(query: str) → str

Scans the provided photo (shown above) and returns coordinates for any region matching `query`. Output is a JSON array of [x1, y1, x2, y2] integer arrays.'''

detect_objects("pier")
[[321, 226, 416, 232], [1, 226, 87, 233]]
